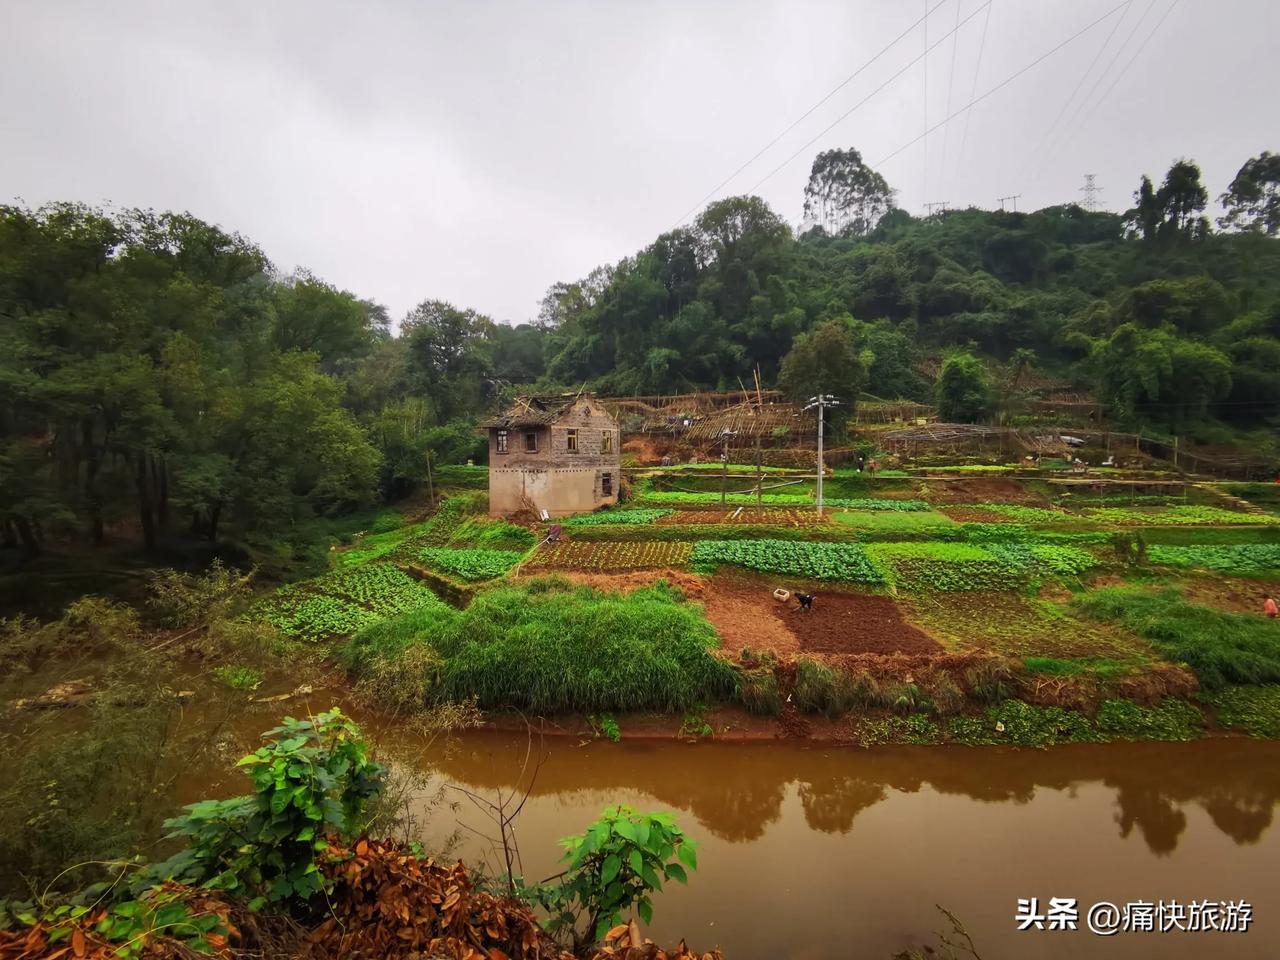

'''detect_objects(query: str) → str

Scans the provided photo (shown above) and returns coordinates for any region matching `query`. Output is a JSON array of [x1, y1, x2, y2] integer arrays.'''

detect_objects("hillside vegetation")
[[3, 149, 1279, 561]]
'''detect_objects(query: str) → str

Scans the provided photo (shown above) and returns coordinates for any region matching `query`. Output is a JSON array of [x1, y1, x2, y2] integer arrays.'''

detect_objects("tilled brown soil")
[[701, 574, 801, 657], [776, 592, 942, 655], [919, 478, 1048, 505]]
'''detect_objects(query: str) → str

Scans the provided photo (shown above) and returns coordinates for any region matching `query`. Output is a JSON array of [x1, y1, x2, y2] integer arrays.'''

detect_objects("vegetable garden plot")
[[1148, 544, 1280, 574], [1082, 505, 1280, 526], [415, 547, 525, 581], [656, 508, 829, 526], [256, 562, 446, 637], [690, 539, 886, 583], [523, 540, 694, 571], [562, 508, 673, 527], [865, 542, 1099, 592]]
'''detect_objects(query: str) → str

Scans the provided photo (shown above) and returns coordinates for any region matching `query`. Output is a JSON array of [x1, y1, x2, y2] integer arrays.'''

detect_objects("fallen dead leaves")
[[0, 839, 720, 960]]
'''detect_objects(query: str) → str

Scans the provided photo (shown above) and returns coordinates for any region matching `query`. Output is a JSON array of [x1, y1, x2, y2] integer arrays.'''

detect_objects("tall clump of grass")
[[341, 600, 458, 675], [357, 577, 737, 714], [792, 659, 842, 717], [1074, 587, 1280, 688]]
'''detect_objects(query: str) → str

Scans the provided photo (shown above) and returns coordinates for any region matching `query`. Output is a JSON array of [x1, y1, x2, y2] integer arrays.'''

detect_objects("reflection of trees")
[[425, 733, 1280, 857], [1204, 792, 1273, 845], [799, 777, 886, 834], [1114, 784, 1187, 856]]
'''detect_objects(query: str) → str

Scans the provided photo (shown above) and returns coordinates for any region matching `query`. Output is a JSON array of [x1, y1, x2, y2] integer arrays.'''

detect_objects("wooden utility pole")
[[718, 429, 737, 506], [803, 394, 839, 516], [753, 366, 764, 509]]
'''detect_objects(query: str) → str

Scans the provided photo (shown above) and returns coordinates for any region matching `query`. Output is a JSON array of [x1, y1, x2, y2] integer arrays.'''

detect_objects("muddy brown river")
[[396, 732, 1280, 959]]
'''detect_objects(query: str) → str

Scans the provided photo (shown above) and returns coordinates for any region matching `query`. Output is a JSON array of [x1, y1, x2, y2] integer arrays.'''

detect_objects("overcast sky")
[[2, 0, 1275, 326]]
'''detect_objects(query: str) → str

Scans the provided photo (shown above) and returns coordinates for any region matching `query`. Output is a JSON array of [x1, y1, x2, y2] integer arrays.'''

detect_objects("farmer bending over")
[[1266, 596, 1278, 619], [795, 592, 814, 613]]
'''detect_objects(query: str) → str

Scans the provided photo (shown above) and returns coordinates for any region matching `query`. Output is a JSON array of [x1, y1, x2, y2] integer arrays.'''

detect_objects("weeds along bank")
[[223, 473, 1280, 750], [0, 561, 716, 958], [0, 703, 716, 960]]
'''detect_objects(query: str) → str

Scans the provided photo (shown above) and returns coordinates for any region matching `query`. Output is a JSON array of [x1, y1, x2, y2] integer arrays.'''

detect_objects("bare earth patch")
[[700, 573, 801, 658], [777, 592, 941, 655], [919, 478, 1048, 505]]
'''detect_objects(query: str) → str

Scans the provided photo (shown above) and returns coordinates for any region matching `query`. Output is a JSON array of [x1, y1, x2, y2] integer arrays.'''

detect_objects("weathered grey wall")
[[487, 398, 620, 517]]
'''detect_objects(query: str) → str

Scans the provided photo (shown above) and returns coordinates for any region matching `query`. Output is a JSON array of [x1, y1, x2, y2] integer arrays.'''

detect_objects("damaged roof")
[[478, 393, 594, 429]]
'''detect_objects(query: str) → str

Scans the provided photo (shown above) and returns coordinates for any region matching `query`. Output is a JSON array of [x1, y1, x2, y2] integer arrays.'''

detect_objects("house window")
[[601, 472, 613, 496], [601, 431, 613, 454], [495, 429, 508, 454], [524, 430, 538, 453], [567, 428, 578, 453]]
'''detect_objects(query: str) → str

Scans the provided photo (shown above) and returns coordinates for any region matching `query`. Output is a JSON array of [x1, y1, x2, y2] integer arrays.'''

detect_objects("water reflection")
[[430, 736, 1280, 856]]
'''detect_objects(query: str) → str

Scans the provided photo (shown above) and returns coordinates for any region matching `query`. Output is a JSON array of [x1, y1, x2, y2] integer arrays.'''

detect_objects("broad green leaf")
[[677, 840, 698, 871], [600, 853, 621, 885]]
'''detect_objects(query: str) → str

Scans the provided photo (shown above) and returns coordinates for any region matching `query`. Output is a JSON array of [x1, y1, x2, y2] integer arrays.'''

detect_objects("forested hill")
[[537, 155, 1280, 434], [2, 151, 1279, 554]]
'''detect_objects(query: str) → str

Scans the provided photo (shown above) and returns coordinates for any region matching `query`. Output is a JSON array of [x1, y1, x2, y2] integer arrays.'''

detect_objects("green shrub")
[[160, 708, 384, 907], [533, 806, 698, 949], [1074, 587, 1280, 688]]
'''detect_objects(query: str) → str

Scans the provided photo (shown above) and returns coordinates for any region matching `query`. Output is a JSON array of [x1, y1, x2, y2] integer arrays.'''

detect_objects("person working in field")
[[1266, 596, 1278, 619], [795, 592, 814, 613]]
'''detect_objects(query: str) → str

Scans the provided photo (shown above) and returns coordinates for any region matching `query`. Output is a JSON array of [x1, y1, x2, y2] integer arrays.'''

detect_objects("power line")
[[745, 0, 993, 196], [923, 0, 929, 202], [939, 0, 964, 195], [1023, 0, 1132, 171], [668, 0, 950, 229], [1050, 0, 1159, 153], [955, 0, 994, 185], [872, 0, 1130, 170], [1090, 0, 1180, 111]]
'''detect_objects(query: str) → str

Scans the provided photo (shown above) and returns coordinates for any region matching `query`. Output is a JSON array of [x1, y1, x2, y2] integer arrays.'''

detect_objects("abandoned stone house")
[[479, 394, 621, 518]]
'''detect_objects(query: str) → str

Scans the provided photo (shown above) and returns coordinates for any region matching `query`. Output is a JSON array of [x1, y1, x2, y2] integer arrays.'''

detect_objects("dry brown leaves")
[[588, 921, 722, 960], [304, 837, 564, 960], [0, 844, 720, 960], [0, 884, 235, 960]]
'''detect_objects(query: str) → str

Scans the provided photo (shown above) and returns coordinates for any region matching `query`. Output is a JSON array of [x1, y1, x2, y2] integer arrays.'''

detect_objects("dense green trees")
[[4, 147, 1280, 553], [534, 150, 1280, 439], [935, 354, 991, 423], [0, 205, 467, 555]]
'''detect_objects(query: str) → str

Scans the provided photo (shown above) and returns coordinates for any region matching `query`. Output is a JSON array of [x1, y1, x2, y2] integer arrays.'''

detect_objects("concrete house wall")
[[487, 397, 621, 518]]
